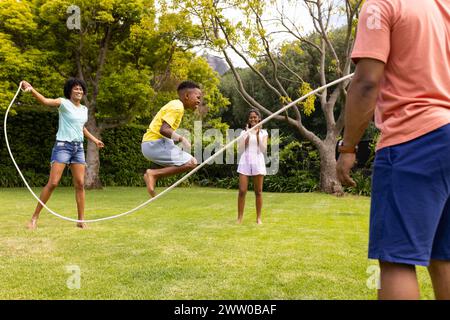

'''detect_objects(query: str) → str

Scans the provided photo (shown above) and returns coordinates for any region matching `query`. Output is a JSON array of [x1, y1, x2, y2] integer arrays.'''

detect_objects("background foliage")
[[1, 108, 374, 194]]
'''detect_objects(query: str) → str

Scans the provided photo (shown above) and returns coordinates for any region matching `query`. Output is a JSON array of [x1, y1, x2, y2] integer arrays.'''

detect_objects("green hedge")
[[98, 125, 149, 187]]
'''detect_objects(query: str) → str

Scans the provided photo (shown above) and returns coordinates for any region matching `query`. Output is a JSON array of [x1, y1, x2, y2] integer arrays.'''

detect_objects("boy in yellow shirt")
[[141, 81, 202, 197]]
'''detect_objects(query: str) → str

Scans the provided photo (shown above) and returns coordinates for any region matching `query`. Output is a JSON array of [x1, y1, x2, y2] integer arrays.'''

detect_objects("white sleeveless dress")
[[237, 129, 268, 176]]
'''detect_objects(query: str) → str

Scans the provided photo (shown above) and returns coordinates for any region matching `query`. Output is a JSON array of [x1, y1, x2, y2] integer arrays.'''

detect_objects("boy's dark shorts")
[[369, 123, 450, 266]]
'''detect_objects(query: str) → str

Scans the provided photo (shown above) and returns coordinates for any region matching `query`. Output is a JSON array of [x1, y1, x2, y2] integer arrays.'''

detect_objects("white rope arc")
[[4, 74, 354, 223]]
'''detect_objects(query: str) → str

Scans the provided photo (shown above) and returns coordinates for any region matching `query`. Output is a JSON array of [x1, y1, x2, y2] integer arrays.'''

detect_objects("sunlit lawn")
[[0, 187, 435, 299]]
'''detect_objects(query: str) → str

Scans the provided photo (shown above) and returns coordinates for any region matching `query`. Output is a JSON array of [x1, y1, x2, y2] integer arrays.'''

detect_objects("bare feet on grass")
[[257, 219, 262, 225], [76, 222, 87, 229], [143, 169, 157, 197], [27, 218, 37, 230]]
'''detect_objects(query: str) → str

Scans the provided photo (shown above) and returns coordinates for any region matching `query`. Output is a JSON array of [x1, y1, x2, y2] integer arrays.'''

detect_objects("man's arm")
[[343, 58, 385, 146], [337, 58, 385, 186]]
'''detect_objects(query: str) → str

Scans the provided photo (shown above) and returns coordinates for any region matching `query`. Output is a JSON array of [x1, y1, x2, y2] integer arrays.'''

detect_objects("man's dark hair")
[[177, 80, 200, 92], [64, 78, 87, 99]]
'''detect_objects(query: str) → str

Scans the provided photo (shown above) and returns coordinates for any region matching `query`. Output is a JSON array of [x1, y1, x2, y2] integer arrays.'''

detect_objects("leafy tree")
[[1, 0, 229, 188], [176, 0, 364, 194]]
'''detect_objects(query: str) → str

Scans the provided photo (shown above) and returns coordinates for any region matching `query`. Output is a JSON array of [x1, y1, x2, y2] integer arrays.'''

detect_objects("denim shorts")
[[141, 138, 193, 167], [369, 123, 450, 266], [50, 140, 86, 165]]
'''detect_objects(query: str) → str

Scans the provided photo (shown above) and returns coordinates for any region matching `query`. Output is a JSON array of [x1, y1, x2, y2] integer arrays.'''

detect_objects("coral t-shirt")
[[352, 0, 450, 150]]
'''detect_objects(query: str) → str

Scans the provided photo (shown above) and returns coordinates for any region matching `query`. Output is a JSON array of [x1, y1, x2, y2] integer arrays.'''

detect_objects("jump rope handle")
[[19, 81, 32, 92]]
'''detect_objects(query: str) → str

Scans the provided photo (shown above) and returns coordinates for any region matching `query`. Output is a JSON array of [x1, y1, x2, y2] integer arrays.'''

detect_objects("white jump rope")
[[4, 74, 354, 223]]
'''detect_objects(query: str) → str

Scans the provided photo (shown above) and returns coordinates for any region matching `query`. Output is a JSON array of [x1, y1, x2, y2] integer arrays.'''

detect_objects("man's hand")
[[336, 153, 357, 187]]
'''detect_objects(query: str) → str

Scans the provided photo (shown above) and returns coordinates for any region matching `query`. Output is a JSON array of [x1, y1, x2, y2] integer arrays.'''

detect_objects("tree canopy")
[[0, 0, 229, 188]]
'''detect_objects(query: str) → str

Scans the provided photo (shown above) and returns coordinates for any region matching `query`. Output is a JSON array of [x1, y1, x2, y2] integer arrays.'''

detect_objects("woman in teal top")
[[21, 78, 104, 229]]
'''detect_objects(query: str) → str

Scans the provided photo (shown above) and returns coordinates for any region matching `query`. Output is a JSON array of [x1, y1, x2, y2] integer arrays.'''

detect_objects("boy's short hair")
[[64, 78, 87, 99], [177, 80, 200, 92]]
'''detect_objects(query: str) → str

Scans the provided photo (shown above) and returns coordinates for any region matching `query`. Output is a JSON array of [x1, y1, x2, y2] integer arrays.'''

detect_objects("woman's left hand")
[[95, 139, 105, 149]]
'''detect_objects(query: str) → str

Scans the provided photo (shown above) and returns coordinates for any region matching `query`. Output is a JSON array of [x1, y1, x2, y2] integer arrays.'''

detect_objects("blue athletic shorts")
[[141, 138, 193, 167], [50, 140, 86, 165], [369, 123, 450, 266]]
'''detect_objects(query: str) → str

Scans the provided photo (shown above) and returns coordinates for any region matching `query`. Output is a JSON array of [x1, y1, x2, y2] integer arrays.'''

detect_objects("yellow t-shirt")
[[142, 100, 185, 142]]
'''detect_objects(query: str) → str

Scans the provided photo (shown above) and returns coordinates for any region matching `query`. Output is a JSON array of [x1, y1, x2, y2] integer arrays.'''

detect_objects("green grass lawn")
[[0, 187, 435, 299]]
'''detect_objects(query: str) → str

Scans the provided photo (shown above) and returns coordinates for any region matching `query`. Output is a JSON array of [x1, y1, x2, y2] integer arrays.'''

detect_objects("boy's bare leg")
[[28, 162, 66, 230], [428, 259, 450, 300], [144, 158, 197, 197], [237, 174, 248, 224], [378, 261, 420, 300], [143, 174, 155, 197]]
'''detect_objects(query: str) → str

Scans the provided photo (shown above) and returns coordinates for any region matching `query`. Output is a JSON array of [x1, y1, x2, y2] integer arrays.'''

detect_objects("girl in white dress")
[[237, 110, 268, 224]]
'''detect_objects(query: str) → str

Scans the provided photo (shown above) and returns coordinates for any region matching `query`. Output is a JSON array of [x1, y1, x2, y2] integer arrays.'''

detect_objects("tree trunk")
[[318, 140, 343, 195], [84, 120, 102, 189]]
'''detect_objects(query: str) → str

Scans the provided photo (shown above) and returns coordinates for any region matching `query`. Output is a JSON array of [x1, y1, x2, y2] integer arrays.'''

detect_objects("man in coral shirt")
[[337, 0, 450, 299]]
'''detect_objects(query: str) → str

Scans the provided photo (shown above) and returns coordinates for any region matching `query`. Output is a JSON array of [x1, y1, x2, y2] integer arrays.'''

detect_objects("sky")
[[199, 0, 348, 68], [199, 1, 315, 68], [232, 1, 313, 67]]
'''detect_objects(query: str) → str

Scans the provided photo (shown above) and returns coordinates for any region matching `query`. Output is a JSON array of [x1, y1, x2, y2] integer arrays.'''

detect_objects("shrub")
[[345, 169, 372, 196], [2, 110, 353, 195]]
